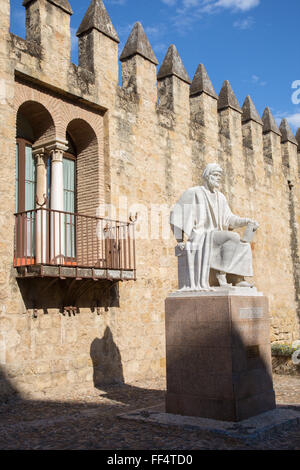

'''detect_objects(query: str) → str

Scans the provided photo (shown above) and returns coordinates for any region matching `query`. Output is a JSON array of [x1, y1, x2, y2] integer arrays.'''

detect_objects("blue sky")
[[10, 0, 300, 132]]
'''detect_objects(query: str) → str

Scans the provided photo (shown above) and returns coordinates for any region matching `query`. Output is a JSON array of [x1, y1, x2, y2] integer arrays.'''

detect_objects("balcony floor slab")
[[16, 264, 135, 281]]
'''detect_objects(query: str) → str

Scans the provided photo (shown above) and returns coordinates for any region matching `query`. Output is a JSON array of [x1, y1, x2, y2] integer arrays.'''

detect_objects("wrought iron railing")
[[14, 208, 136, 274]]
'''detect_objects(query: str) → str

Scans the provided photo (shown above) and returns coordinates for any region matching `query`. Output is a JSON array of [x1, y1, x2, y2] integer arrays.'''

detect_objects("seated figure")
[[170, 163, 259, 290]]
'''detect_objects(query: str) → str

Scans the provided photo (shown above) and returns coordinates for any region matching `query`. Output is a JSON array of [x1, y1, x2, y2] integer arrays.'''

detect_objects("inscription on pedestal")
[[239, 307, 263, 319], [246, 345, 260, 358]]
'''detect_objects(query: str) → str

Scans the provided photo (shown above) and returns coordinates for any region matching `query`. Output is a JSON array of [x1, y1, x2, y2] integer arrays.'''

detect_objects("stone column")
[[33, 147, 48, 264], [47, 140, 68, 264]]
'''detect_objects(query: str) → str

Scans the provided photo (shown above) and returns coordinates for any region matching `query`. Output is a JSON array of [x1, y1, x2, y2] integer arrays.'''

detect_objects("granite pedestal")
[[165, 290, 276, 422]]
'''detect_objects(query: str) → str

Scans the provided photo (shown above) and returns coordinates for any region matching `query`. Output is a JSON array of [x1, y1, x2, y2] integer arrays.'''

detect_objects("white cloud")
[[116, 22, 136, 38], [145, 26, 161, 37], [162, 0, 260, 31], [233, 16, 254, 30], [162, 0, 260, 10], [153, 42, 168, 55], [182, 0, 201, 7], [215, 0, 260, 11], [161, 0, 178, 5], [251, 74, 267, 86]]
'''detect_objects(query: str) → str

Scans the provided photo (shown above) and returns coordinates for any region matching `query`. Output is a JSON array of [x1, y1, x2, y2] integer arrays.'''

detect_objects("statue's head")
[[202, 163, 223, 190]]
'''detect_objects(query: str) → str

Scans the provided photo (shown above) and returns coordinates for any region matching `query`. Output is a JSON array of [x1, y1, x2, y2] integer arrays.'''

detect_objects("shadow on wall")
[[0, 365, 19, 402], [17, 278, 120, 312], [90, 327, 124, 387]]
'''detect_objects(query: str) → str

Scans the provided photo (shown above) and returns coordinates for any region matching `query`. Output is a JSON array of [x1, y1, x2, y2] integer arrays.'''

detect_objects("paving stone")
[[0, 374, 299, 449]]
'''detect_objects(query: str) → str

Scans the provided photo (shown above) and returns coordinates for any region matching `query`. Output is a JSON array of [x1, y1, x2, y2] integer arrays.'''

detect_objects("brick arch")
[[59, 104, 103, 142], [14, 81, 60, 143], [14, 81, 103, 141], [14, 80, 104, 147], [66, 118, 102, 218], [66, 118, 98, 155], [16, 100, 56, 146]]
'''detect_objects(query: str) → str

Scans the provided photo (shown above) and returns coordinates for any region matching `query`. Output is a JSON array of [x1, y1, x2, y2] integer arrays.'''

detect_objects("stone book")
[[242, 223, 257, 243]]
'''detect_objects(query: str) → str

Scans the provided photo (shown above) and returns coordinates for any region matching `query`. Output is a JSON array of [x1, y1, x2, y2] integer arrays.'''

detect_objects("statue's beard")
[[208, 180, 219, 189]]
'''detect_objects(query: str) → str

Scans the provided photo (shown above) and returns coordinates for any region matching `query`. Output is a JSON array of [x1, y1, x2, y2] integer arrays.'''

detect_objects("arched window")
[[15, 101, 55, 265]]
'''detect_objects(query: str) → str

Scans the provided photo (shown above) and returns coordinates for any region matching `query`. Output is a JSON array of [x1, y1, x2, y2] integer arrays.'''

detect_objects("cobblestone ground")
[[0, 374, 299, 450]]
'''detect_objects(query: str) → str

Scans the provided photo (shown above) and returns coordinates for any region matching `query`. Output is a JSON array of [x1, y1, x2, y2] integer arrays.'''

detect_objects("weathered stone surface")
[[279, 118, 297, 145], [190, 64, 217, 99], [120, 22, 158, 65], [76, 0, 120, 43], [262, 107, 281, 136], [157, 45, 191, 84], [242, 95, 263, 125], [23, 0, 73, 15], [218, 80, 242, 113]]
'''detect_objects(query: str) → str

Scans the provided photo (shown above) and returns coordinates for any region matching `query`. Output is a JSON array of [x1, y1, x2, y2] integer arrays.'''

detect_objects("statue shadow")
[[90, 327, 164, 406], [90, 327, 124, 386], [0, 367, 19, 404]]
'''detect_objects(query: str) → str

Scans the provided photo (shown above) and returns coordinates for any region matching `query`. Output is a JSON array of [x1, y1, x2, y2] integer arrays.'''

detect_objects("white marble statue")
[[170, 163, 259, 291]]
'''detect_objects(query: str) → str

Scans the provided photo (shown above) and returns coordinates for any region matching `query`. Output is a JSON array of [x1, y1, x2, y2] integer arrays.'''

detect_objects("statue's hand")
[[177, 242, 186, 251], [246, 219, 259, 231], [175, 241, 186, 257]]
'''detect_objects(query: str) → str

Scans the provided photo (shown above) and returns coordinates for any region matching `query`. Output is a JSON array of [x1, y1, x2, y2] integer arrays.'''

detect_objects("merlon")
[[76, 0, 120, 43], [262, 107, 281, 136], [242, 96, 263, 125], [218, 80, 242, 113], [279, 118, 297, 145], [190, 64, 217, 99], [120, 22, 158, 65], [157, 45, 191, 84], [23, 0, 73, 15]]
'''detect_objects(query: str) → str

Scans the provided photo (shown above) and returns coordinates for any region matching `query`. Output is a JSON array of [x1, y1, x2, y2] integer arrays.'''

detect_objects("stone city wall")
[[0, 0, 299, 399]]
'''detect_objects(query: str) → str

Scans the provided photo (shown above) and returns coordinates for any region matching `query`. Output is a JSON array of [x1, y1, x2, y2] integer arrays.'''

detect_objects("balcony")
[[14, 208, 136, 282]]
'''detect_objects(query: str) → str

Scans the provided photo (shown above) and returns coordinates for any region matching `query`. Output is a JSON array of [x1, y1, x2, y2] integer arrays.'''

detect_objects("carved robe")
[[170, 186, 253, 290]]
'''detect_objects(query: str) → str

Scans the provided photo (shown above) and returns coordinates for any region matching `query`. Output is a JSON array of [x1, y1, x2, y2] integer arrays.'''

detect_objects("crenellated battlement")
[[6, 0, 300, 159]]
